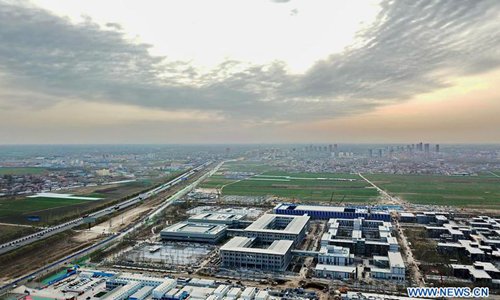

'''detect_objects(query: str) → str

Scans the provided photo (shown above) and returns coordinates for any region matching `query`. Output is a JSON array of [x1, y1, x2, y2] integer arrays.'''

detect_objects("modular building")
[[160, 222, 227, 243], [220, 236, 293, 271], [129, 286, 154, 300], [152, 279, 177, 299], [105, 282, 142, 300], [370, 251, 405, 281], [321, 218, 398, 256], [451, 262, 500, 285], [273, 203, 390, 221], [399, 212, 416, 223]]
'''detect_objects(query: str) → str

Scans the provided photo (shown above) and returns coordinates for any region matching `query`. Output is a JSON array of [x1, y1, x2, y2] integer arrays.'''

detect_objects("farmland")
[[364, 173, 500, 207], [218, 170, 379, 203], [199, 161, 273, 189], [0, 196, 91, 218], [199, 175, 238, 189], [0, 180, 158, 224]]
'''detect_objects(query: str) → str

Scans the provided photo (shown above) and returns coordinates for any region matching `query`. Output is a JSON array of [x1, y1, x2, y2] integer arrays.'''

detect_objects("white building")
[[317, 245, 353, 266], [370, 251, 405, 281], [151, 279, 177, 299], [220, 236, 293, 271]]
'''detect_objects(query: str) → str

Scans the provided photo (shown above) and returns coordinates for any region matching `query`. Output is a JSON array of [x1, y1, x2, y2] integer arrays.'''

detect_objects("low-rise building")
[[320, 218, 398, 256], [187, 212, 244, 227], [451, 262, 500, 285], [315, 264, 357, 280], [317, 245, 353, 266], [220, 236, 293, 271], [370, 251, 405, 281], [273, 203, 391, 221], [160, 222, 227, 243]]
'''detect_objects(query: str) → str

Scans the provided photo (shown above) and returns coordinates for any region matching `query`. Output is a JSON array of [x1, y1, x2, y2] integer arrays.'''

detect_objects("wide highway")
[[0, 162, 211, 255]]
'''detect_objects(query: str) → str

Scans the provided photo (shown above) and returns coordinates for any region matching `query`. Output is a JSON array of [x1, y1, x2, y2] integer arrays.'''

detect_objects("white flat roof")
[[190, 213, 244, 222], [399, 212, 415, 217], [244, 213, 309, 235], [315, 264, 356, 273], [220, 236, 293, 255], [276, 203, 390, 215], [162, 222, 226, 235], [388, 251, 405, 268]]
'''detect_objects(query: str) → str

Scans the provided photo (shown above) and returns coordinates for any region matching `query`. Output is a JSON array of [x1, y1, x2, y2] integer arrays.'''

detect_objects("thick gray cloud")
[[0, 0, 499, 122], [286, 0, 500, 103]]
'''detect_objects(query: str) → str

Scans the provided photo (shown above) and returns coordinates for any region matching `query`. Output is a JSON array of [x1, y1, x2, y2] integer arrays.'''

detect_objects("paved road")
[[0, 163, 210, 255], [0, 161, 221, 295]]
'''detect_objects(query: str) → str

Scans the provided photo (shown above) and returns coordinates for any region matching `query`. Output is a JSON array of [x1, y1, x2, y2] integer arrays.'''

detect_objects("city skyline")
[[1, 0, 500, 144]]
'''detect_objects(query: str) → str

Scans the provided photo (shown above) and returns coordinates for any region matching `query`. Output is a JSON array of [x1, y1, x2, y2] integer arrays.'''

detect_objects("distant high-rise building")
[[424, 143, 430, 153], [368, 149, 373, 158], [435, 144, 440, 153], [225, 147, 230, 156], [328, 144, 333, 152], [417, 142, 423, 151], [378, 149, 383, 157]]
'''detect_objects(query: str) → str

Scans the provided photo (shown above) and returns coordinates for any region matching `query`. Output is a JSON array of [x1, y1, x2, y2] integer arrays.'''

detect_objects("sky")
[[0, 0, 499, 144]]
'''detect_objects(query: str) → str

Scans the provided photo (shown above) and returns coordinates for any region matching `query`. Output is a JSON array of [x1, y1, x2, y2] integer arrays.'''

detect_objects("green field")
[[218, 171, 379, 202], [0, 167, 47, 175], [0, 197, 91, 218], [200, 161, 275, 189], [364, 174, 500, 207], [0, 177, 177, 224], [199, 175, 239, 189]]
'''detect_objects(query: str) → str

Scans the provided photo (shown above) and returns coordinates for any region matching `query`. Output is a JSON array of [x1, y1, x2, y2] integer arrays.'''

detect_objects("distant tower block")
[[417, 142, 423, 151], [225, 147, 230, 156], [424, 143, 430, 153], [378, 149, 383, 157], [435, 144, 440, 153], [328, 144, 333, 152], [368, 149, 373, 158]]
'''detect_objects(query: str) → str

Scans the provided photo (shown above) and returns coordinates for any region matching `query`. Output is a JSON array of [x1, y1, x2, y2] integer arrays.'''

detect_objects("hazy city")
[[1, 1, 500, 300]]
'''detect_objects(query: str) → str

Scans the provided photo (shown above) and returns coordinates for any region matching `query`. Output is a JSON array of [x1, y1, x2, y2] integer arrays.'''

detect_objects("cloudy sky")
[[0, 0, 499, 144]]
